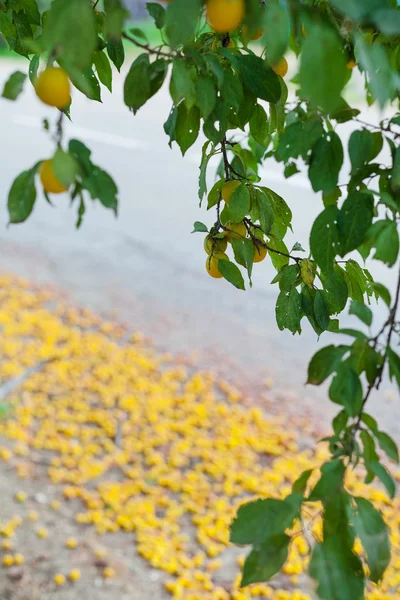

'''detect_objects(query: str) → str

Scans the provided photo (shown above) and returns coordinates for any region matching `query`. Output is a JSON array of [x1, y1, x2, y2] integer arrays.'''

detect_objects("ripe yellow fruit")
[[37, 527, 48, 538], [39, 160, 68, 194], [206, 252, 228, 279], [35, 67, 71, 109], [15, 491, 27, 502], [66, 537, 78, 549], [14, 553, 24, 565], [204, 235, 227, 255], [347, 59, 356, 69], [272, 57, 288, 78], [253, 242, 268, 263], [28, 510, 39, 522], [50, 499, 61, 511], [225, 221, 247, 242], [69, 569, 81, 581], [206, 0, 245, 33], [222, 180, 241, 204], [103, 567, 115, 578], [1, 540, 13, 551], [242, 25, 263, 40], [2, 555, 14, 567], [54, 573, 66, 585]]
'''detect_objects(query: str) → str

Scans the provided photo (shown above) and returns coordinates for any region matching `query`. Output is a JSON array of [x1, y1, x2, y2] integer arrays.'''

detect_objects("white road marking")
[[11, 113, 149, 151]]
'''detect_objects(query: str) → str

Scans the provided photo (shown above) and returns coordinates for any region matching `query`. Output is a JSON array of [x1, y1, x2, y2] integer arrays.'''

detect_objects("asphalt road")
[[0, 57, 398, 433]]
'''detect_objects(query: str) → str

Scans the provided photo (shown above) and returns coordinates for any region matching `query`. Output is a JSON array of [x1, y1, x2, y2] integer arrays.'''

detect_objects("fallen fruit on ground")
[[0, 276, 399, 599]]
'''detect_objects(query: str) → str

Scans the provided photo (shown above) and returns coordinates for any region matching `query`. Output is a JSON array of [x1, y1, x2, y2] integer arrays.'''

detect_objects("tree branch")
[[122, 32, 180, 59]]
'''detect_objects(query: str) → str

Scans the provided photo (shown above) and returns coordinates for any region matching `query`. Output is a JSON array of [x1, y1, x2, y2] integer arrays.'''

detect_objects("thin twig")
[[243, 218, 302, 263], [221, 137, 231, 181], [122, 32, 180, 58]]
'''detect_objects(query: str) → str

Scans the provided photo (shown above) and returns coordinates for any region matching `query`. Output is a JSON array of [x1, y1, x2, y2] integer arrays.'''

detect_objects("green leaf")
[[175, 103, 200, 156], [362, 413, 378, 431], [66, 64, 101, 102], [230, 495, 301, 546], [263, 3, 290, 65], [146, 2, 166, 29], [52, 149, 79, 187], [338, 191, 374, 256], [329, 363, 363, 417], [149, 58, 168, 97], [2, 70, 26, 100], [221, 68, 243, 111], [43, 0, 97, 69], [170, 59, 196, 109], [279, 264, 300, 292], [241, 535, 290, 587], [238, 54, 281, 103], [267, 237, 289, 270], [349, 300, 373, 326], [324, 267, 348, 314], [8, 167, 37, 224], [373, 220, 399, 267], [300, 24, 347, 113], [166, 0, 202, 47], [374, 431, 399, 463], [309, 459, 345, 502], [367, 461, 396, 499], [82, 167, 118, 213], [355, 35, 396, 108], [323, 187, 342, 208], [124, 53, 151, 114], [206, 179, 223, 210], [314, 290, 330, 331], [310, 206, 340, 274], [309, 535, 364, 600], [249, 104, 269, 145], [361, 431, 379, 462], [228, 183, 250, 223], [307, 345, 348, 385], [93, 50, 112, 92], [107, 38, 125, 72], [349, 129, 374, 172], [257, 189, 274, 234], [292, 470, 313, 495], [309, 133, 343, 193], [350, 497, 390, 583], [198, 141, 213, 201], [388, 347, 400, 388], [195, 75, 217, 120], [276, 119, 324, 162], [29, 54, 39, 84], [20, 0, 40, 25], [275, 287, 302, 335], [332, 410, 348, 435], [370, 282, 391, 307], [192, 221, 208, 233], [104, 0, 129, 39], [68, 139, 92, 175], [218, 260, 245, 291]]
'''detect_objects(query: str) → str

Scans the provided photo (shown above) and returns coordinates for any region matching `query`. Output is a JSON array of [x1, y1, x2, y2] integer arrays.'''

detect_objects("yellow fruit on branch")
[[204, 235, 228, 255], [272, 57, 288, 78], [242, 25, 263, 41], [225, 221, 247, 242], [253, 241, 268, 263], [39, 160, 69, 194], [206, 0, 245, 33], [221, 180, 241, 204], [206, 252, 228, 278], [34, 67, 71, 110]]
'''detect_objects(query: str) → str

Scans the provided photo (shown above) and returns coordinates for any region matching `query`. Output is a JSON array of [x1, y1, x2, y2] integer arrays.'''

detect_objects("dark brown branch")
[[243, 218, 302, 263], [220, 137, 231, 181]]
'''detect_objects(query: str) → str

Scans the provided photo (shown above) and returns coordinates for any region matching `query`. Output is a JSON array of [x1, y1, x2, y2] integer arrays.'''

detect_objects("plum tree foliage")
[[2, 0, 400, 597]]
